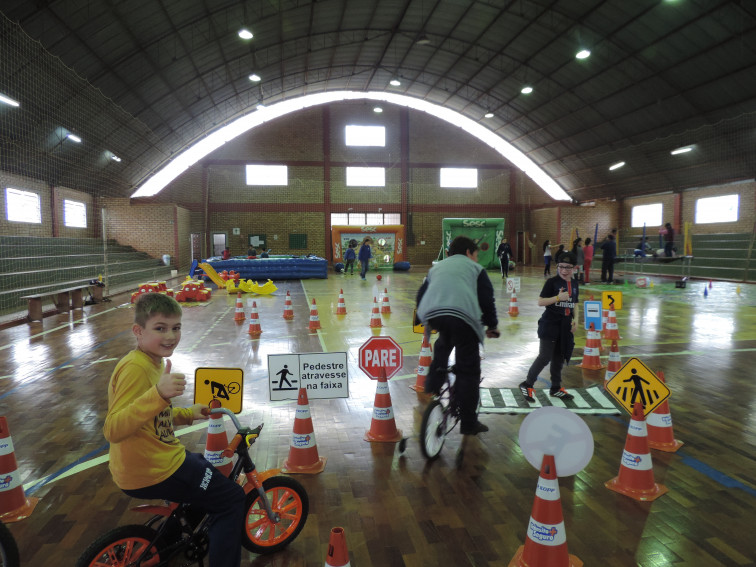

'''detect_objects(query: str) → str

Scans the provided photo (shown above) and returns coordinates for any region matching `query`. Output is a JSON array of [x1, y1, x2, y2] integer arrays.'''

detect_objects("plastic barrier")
[[199, 255, 328, 280]]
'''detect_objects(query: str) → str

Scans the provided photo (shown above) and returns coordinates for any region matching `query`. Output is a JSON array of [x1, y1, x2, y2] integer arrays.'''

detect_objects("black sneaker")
[[519, 382, 535, 403], [460, 421, 489, 435], [550, 388, 574, 400]]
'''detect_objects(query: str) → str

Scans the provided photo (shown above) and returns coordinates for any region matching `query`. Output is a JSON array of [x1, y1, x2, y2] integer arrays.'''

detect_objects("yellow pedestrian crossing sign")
[[194, 367, 244, 414], [605, 357, 670, 416]]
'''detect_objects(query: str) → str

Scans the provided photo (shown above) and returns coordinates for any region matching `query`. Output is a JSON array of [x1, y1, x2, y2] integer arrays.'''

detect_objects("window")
[[345, 125, 385, 147], [631, 203, 662, 228], [63, 199, 87, 228], [331, 213, 348, 225], [346, 167, 385, 187], [5, 188, 41, 223], [440, 168, 477, 188], [330, 213, 400, 226], [245, 164, 288, 185], [695, 194, 739, 224]]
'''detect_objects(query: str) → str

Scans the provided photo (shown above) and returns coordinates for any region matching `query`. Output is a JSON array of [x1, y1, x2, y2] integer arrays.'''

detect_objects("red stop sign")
[[358, 336, 403, 379]]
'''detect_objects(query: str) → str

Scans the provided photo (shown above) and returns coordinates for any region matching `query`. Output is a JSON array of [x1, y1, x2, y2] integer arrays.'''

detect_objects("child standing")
[[358, 237, 373, 280], [104, 293, 245, 567], [583, 237, 594, 284], [344, 243, 356, 275]]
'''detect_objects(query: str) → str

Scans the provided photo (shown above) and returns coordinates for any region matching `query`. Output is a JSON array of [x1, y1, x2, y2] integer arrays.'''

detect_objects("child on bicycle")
[[103, 293, 245, 567], [415, 235, 500, 435]]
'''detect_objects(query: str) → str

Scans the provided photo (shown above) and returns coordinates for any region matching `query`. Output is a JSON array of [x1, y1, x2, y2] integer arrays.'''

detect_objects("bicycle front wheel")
[[0, 521, 20, 567], [420, 399, 449, 460], [75, 525, 164, 567], [242, 475, 309, 554]]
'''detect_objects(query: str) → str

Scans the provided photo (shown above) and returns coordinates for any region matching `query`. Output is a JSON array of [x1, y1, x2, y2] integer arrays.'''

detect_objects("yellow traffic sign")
[[194, 367, 244, 414], [605, 357, 670, 416], [602, 290, 622, 310]]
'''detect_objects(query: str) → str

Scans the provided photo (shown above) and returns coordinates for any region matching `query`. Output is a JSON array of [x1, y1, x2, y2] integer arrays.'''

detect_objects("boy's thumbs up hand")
[[157, 359, 186, 400]]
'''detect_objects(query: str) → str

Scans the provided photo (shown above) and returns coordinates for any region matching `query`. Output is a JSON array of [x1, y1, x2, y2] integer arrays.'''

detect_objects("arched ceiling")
[[1, 0, 755, 202]]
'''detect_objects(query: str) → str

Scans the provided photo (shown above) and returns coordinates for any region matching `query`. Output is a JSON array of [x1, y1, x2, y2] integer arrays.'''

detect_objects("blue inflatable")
[[393, 261, 411, 271], [201, 255, 328, 280]]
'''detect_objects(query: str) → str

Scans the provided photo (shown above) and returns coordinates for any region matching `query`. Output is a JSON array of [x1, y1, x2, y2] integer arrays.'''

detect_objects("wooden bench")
[[20, 284, 103, 322]]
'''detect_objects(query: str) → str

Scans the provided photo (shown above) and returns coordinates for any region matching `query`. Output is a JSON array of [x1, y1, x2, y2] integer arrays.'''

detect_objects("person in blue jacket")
[[358, 237, 373, 280], [343, 244, 356, 275]]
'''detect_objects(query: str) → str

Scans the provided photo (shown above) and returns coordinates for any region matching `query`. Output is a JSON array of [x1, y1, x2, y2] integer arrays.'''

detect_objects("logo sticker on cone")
[[410, 335, 432, 392], [364, 368, 403, 442], [325, 527, 351, 567], [647, 371, 683, 452], [606, 402, 668, 501], [308, 298, 321, 332], [508, 291, 519, 317], [204, 400, 232, 476], [380, 288, 391, 313], [283, 290, 294, 320], [282, 388, 326, 474], [369, 297, 382, 328], [336, 289, 347, 315], [509, 454, 582, 567], [247, 301, 262, 337], [233, 292, 245, 321], [0, 416, 39, 522]]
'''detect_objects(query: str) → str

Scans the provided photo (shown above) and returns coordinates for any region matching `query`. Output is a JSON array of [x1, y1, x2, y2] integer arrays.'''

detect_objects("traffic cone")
[[603, 339, 622, 388], [410, 334, 432, 392], [508, 454, 582, 567], [283, 290, 295, 320], [364, 368, 403, 442], [324, 527, 351, 567], [578, 324, 606, 379], [233, 292, 245, 321], [508, 291, 519, 317], [647, 371, 683, 452], [335, 289, 347, 315], [369, 297, 382, 328], [282, 388, 327, 474], [0, 416, 39, 522], [380, 287, 391, 313], [600, 309, 608, 339], [606, 402, 668, 501], [204, 400, 232, 476], [603, 306, 621, 341], [308, 298, 321, 332], [247, 301, 262, 337]]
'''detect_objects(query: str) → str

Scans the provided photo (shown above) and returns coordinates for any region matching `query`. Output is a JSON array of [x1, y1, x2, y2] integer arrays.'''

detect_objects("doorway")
[[190, 233, 203, 263], [212, 233, 227, 257]]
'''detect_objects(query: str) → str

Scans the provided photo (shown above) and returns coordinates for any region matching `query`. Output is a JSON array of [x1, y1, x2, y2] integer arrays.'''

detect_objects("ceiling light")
[[670, 146, 693, 155], [110, 154, 121, 162], [484, 112, 494, 118], [0, 93, 20, 107], [238, 28, 253, 40], [249, 74, 261, 82], [609, 161, 625, 171], [67, 134, 82, 143], [416, 35, 432, 46], [373, 107, 383, 113], [576, 49, 591, 59], [390, 79, 401, 87], [521, 86, 533, 94]]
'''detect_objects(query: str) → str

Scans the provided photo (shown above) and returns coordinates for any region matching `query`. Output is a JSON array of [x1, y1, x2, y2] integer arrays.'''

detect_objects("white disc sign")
[[518, 406, 594, 477]]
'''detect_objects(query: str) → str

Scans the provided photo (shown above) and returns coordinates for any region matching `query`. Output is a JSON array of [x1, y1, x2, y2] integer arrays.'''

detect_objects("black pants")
[[499, 255, 509, 278], [425, 316, 481, 428], [601, 258, 614, 282], [524, 337, 564, 390], [123, 452, 246, 567]]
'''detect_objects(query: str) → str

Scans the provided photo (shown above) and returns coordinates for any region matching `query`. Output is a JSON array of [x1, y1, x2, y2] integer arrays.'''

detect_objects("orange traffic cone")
[[335, 289, 347, 315], [204, 400, 232, 476], [603, 305, 621, 341], [606, 402, 668, 501], [603, 339, 622, 388], [600, 309, 608, 339], [308, 298, 321, 332], [508, 291, 520, 317], [325, 527, 351, 567], [247, 301, 262, 337], [509, 454, 582, 567], [369, 297, 382, 328], [410, 334, 432, 392], [283, 290, 294, 320], [380, 287, 391, 314], [233, 292, 245, 321], [578, 324, 606, 378], [647, 371, 683, 452], [281, 388, 327, 474], [364, 368, 403, 442], [0, 416, 39, 522]]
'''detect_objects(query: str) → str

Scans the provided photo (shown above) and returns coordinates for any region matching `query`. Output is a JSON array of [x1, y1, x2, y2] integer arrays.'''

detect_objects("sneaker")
[[550, 388, 574, 400], [519, 381, 535, 403], [460, 421, 489, 435]]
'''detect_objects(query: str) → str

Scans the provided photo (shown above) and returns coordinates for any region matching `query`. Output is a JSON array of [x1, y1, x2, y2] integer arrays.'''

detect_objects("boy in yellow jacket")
[[104, 293, 244, 567]]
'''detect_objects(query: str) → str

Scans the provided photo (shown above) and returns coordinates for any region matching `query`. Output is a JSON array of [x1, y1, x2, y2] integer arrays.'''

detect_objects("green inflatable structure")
[[439, 218, 506, 269]]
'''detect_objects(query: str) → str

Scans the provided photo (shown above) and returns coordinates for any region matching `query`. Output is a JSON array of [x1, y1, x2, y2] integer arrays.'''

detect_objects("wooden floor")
[[1, 267, 755, 566]]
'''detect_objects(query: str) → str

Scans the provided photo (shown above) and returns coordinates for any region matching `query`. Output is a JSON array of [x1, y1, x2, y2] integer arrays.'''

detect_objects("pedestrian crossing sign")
[[605, 357, 670, 416]]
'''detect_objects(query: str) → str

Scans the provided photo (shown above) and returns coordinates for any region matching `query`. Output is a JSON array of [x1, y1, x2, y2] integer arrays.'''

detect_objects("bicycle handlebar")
[[209, 406, 241, 430]]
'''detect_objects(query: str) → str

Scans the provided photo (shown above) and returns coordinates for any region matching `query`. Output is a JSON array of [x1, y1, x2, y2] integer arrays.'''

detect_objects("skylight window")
[[246, 165, 288, 185], [440, 168, 478, 188], [346, 167, 385, 187], [63, 199, 87, 228], [345, 125, 385, 147], [0, 93, 20, 107], [631, 203, 662, 228], [695, 194, 739, 224], [5, 188, 41, 223]]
